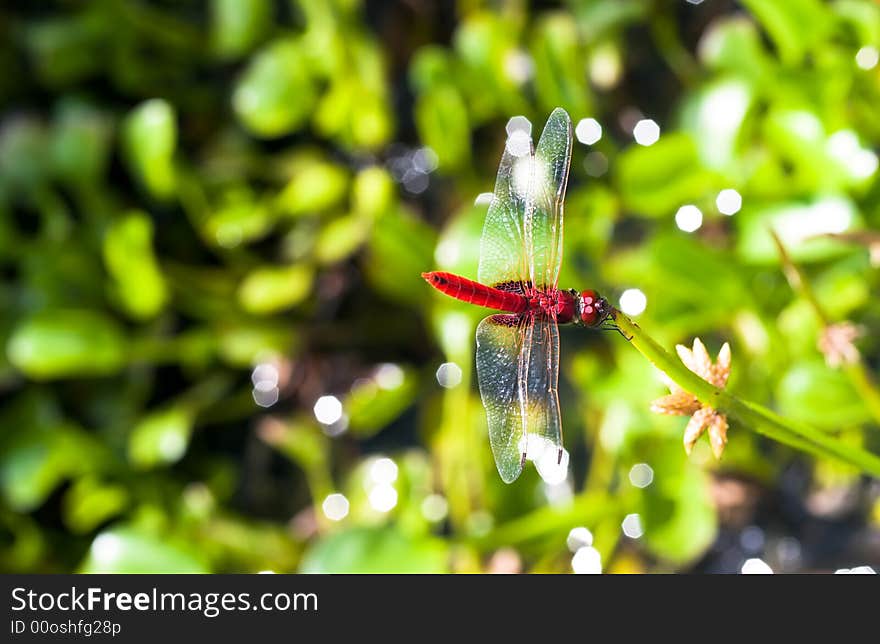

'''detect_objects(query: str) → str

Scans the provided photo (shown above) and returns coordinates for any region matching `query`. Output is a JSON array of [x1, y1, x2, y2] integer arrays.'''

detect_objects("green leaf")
[[432, 203, 484, 292], [315, 79, 393, 151], [759, 108, 859, 193], [569, 0, 647, 39], [80, 527, 209, 573], [698, 17, 771, 82], [414, 85, 470, 171], [637, 441, 717, 564], [365, 208, 436, 305], [616, 133, 719, 218], [0, 117, 51, 192], [202, 187, 275, 248], [352, 166, 395, 218], [25, 12, 104, 87], [63, 477, 129, 534], [260, 417, 329, 473], [777, 361, 871, 429], [276, 157, 349, 216], [0, 423, 105, 512], [122, 99, 177, 199], [346, 368, 418, 437], [233, 39, 317, 138], [103, 211, 169, 319], [834, 1, 880, 45], [735, 196, 862, 264], [50, 99, 113, 186], [530, 13, 591, 117], [680, 79, 753, 171], [299, 526, 449, 573], [216, 322, 297, 367], [211, 0, 271, 59], [7, 310, 127, 379], [315, 215, 368, 264], [451, 12, 527, 120], [128, 405, 195, 469], [409, 46, 454, 93], [237, 264, 313, 314], [813, 259, 871, 319], [740, 0, 828, 65]]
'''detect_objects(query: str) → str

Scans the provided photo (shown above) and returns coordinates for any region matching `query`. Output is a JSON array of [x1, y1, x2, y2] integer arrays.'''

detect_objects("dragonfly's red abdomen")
[[422, 271, 529, 313]]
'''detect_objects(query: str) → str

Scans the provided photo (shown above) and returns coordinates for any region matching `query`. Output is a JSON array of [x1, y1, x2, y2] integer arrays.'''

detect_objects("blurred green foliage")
[[1, 0, 880, 574]]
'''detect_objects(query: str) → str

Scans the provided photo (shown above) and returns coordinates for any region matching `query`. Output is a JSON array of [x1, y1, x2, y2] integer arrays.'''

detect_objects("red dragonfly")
[[423, 108, 614, 483]]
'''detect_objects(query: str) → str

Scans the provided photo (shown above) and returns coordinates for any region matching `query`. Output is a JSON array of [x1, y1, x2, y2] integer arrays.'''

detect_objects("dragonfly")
[[422, 108, 616, 483]]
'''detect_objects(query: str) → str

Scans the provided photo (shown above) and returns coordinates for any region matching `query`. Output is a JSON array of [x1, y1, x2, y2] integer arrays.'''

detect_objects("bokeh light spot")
[[741, 558, 773, 574], [835, 566, 876, 574], [575, 118, 602, 145], [368, 483, 398, 513], [628, 463, 654, 488], [436, 362, 463, 388], [571, 546, 602, 574], [506, 129, 532, 157], [716, 189, 742, 215], [369, 457, 399, 485], [252, 386, 279, 408], [91, 534, 122, 566], [619, 289, 647, 316], [584, 151, 608, 177], [374, 363, 404, 390], [536, 447, 569, 485], [474, 192, 494, 206], [633, 119, 660, 146], [421, 494, 449, 522], [313, 395, 343, 425], [856, 46, 879, 70], [622, 513, 644, 539], [506, 115, 532, 137], [675, 204, 703, 232], [567, 527, 594, 552], [503, 50, 534, 84], [321, 493, 350, 521]]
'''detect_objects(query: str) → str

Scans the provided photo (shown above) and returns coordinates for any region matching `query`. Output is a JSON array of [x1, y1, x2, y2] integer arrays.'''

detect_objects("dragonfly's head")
[[575, 290, 610, 328]]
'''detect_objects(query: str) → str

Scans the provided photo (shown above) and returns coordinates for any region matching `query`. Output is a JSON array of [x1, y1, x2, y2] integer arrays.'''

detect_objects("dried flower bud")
[[652, 338, 732, 459]]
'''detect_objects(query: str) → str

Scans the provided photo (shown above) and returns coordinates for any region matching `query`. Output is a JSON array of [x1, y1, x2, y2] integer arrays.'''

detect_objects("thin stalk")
[[770, 230, 880, 426], [470, 491, 610, 549], [610, 309, 880, 477], [844, 362, 880, 425]]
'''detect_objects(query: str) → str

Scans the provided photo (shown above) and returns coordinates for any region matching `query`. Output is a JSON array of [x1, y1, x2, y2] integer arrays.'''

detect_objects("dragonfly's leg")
[[520, 452, 527, 468], [557, 447, 563, 465], [600, 320, 633, 341]]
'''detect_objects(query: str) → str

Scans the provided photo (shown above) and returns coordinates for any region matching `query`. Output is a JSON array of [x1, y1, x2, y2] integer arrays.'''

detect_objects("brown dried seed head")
[[708, 413, 729, 459], [675, 343, 698, 376], [651, 391, 701, 416], [710, 342, 731, 387], [690, 338, 713, 381], [818, 322, 861, 369], [684, 407, 713, 455], [657, 337, 732, 459]]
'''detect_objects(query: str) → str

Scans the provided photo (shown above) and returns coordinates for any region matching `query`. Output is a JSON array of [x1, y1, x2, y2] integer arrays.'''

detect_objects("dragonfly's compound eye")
[[579, 290, 605, 326]]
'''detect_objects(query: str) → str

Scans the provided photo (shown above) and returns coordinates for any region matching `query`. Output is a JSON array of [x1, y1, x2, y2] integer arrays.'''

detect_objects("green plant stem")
[[845, 362, 880, 426], [770, 229, 880, 426], [610, 308, 880, 477], [471, 492, 610, 549]]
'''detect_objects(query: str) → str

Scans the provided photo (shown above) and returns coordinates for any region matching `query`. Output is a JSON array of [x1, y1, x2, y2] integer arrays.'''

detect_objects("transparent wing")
[[476, 313, 562, 483], [525, 314, 563, 466], [477, 130, 533, 291], [529, 107, 572, 289], [477, 108, 572, 291]]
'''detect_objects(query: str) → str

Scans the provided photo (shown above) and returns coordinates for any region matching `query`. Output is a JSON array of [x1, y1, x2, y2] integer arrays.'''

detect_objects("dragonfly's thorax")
[[527, 288, 578, 323]]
